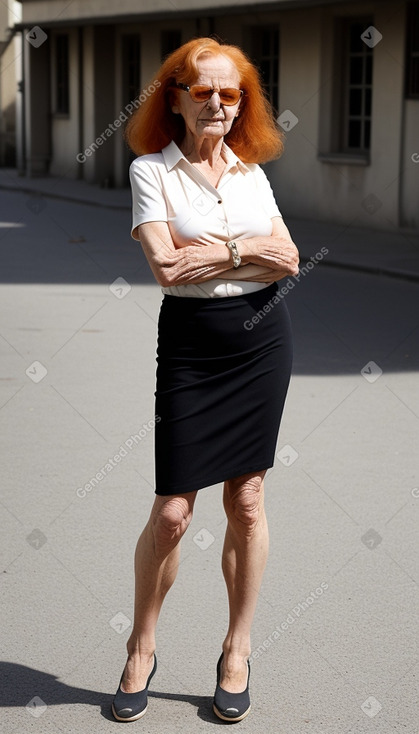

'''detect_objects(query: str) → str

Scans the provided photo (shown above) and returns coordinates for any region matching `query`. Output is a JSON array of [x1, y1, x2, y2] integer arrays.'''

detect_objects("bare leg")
[[220, 471, 269, 692], [121, 491, 197, 692]]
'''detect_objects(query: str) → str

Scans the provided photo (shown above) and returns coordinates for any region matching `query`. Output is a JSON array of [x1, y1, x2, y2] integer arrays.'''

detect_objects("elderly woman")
[[112, 37, 299, 723]]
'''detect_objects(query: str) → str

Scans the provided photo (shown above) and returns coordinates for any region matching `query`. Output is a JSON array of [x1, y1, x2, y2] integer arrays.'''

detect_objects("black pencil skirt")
[[154, 282, 293, 495]]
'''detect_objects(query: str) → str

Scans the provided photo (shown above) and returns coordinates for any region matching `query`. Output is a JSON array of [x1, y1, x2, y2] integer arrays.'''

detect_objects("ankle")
[[222, 641, 251, 661], [126, 639, 156, 659]]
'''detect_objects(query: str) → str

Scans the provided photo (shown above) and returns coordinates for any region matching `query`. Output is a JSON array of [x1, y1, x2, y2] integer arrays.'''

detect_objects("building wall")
[[20, 0, 323, 24], [0, 2, 8, 42], [15, 0, 419, 230], [0, 39, 19, 165], [215, 1, 411, 231], [401, 105, 419, 229], [263, 7, 325, 221], [50, 27, 80, 177], [0, 1, 22, 166]]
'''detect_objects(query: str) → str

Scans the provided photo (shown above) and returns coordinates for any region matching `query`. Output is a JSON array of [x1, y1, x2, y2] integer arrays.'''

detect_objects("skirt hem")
[[155, 459, 275, 496]]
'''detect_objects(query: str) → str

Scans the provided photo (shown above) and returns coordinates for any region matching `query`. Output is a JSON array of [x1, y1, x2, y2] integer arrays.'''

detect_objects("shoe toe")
[[112, 654, 157, 722], [213, 685, 251, 721]]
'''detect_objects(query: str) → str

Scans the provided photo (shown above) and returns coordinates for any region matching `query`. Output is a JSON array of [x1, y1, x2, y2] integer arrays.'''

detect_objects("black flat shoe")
[[111, 654, 157, 722], [213, 653, 251, 722]]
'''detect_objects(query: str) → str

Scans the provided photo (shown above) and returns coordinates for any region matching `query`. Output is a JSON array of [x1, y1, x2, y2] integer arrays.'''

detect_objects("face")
[[171, 54, 242, 142]]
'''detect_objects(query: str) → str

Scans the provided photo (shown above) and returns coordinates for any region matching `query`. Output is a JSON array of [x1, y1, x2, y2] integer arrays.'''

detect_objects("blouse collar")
[[162, 139, 250, 175]]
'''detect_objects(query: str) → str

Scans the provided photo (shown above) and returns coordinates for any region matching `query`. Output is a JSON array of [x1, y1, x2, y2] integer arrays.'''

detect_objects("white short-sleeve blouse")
[[129, 140, 282, 297]]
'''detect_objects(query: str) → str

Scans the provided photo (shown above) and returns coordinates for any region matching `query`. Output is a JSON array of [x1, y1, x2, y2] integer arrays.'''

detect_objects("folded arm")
[[234, 216, 299, 280], [135, 216, 299, 288], [136, 220, 234, 287]]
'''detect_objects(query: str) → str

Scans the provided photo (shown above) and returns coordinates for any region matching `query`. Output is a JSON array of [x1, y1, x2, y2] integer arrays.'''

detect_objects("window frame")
[[339, 16, 374, 156], [246, 24, 280, 116]]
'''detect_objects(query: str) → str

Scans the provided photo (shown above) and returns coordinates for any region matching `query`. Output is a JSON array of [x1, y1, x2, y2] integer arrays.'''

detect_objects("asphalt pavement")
[[0, 173, 418, 734]]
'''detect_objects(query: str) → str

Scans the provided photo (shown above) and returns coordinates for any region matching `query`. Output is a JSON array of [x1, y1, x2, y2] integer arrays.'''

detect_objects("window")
[[122, 34, 141, 176], [161, 30, 182, 61], [55, 34, 69, 115], [340, 19, 373, 153], [406, 1, 419, 98], [250, 26, 280, 114], [122, 34, 140, 104]]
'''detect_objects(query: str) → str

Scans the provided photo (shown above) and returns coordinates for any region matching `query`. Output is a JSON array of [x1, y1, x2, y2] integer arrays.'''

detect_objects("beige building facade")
[[3, 0, 419, 231], [0, 2, 22, 167]]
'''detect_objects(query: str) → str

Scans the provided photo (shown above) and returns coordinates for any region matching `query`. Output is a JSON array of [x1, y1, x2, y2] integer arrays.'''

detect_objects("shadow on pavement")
[[285, 267, 419, 375], [0, 661, 223, 724]]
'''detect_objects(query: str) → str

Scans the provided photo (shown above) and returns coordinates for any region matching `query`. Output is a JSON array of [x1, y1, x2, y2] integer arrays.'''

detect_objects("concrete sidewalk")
[[1, 166, 419, 281]]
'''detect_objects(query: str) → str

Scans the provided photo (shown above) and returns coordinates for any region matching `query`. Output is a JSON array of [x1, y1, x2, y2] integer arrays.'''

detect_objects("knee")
[[152, 496, 193, 545], [224, 475, 264, 536]]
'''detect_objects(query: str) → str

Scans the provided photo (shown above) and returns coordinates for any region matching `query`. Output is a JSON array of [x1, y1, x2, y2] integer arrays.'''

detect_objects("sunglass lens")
[[189, 87, 241, 105], [190, 87, 212, 102], [220, 89, 241, 105]]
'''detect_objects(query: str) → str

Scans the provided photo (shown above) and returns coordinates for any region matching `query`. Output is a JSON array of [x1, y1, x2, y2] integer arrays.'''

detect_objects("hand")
[[222, 263, 283, 283], [238, 237, 299, 278], [236, 217, 300, 279]]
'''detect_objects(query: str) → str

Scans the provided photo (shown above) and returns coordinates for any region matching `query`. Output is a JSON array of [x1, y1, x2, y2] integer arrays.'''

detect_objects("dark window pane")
[[350, 57, 363, 84], [364, 119, 371, 149], [122, 35, 140, 103], [405, 2, 419, 97], [128, 38, 140, 98], [250, 26, 279, 115], [161, 30, 181, 60], [365, 87, 372, 115], [349, 88, 363, 115], [262, 30, 271, 56], [340, 17, 373, 151], [56, 35, 69, 114], [365, 54, 373, 84], [350, 23, 364, 51], [260, 59, 270, 83], [411, 3, 419, 51], [411, 56, 419, 95], [348, 119, 361, 148]]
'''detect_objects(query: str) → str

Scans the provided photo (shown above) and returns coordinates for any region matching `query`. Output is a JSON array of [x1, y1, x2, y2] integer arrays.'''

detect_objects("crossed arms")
[[135, 215, 300, 288]]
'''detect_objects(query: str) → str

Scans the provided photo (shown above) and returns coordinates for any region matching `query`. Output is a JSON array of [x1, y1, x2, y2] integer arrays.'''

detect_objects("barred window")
[[340, 19, 373, 153], [250, 26, 280, 114], [122, 34, 140, 104]]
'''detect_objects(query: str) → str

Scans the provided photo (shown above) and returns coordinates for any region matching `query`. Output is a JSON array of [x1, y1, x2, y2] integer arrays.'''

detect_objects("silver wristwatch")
[[226, 240, 242, 268]]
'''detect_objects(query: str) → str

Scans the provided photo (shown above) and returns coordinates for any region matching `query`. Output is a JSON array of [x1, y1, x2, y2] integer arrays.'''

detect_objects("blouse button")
[[217, 199, 222, 204]]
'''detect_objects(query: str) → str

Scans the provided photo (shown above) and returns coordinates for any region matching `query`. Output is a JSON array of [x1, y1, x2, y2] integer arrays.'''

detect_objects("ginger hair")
[[125, 37, 284, 164]]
